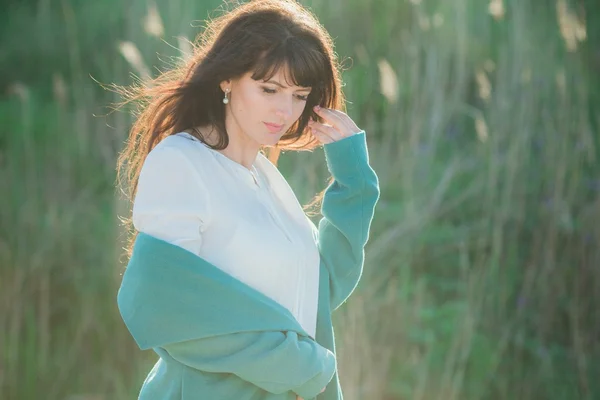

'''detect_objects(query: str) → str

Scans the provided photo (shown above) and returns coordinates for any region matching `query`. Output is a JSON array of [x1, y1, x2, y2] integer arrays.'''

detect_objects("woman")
[[116, 1, 379, 399]]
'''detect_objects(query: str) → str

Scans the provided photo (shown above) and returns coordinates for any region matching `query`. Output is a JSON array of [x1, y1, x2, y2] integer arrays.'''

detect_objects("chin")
[[261, 134, 283, 145]]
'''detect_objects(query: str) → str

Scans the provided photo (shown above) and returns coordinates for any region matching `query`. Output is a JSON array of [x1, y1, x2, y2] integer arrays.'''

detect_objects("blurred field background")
[[1, 0, 600, 399]]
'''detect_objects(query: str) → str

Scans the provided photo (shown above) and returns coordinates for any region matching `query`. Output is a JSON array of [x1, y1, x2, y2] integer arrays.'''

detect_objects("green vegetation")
[[1, 0, 599, 399]]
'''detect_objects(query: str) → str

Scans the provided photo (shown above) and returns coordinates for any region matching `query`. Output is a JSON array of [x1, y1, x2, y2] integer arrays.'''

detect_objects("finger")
[[310, 124, 338, 144], [313, 106, 348, 133], [310, 127, 333, 144], [315, 106, 362, 135], [310, 121, 344, 142], [328, 108, 349, 120], [328, 108, 362, 134]]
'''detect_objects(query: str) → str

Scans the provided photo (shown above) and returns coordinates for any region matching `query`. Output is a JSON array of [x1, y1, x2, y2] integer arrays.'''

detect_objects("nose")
[[274, 96, 293, 120]]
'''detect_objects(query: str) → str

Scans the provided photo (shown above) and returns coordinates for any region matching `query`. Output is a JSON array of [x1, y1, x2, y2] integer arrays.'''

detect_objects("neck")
[[198, 118, 260, 171]]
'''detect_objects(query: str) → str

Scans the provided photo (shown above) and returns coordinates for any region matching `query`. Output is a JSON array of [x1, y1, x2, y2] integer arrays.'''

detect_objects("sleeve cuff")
[[293, 349, 337, 399], [322, 131, 369, 179]]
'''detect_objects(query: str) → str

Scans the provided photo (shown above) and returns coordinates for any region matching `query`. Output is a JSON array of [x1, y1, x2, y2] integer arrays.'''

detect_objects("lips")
[[264, 122, 284, 133]]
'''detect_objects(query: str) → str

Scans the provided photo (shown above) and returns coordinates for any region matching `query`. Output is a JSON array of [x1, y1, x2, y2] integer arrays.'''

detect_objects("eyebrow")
[[265, 79, 312, 91]]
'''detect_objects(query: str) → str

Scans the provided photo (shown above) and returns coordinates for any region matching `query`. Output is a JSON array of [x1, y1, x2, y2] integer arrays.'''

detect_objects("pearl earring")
[[223, 88, 230, 104]]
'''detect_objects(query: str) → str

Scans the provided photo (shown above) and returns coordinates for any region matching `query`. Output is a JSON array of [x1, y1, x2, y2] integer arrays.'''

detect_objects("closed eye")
[[262, 87, 310, 101]]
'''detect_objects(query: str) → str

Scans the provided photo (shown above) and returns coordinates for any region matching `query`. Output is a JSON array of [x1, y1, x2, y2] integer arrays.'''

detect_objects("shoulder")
[[136, 133, 218, 198], [132, 133, 214, 238], [134, 133, 213, 214], [151, 132, 212, 161], [143, 132, 214, 175]]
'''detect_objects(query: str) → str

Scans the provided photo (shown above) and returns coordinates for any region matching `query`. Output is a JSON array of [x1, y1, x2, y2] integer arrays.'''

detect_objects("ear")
[[219, 79, 231, 92]]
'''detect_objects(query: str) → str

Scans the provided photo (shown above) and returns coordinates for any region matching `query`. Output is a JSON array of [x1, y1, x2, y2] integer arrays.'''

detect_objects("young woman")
[[116, 1, 380, 399]]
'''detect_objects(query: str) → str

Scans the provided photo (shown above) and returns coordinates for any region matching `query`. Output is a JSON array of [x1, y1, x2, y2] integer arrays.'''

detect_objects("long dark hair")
[[115, 0, 346, 255]]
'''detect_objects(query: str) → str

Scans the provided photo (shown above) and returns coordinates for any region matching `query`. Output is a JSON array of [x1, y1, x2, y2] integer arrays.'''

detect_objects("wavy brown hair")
[[115, 0, 346, 256]]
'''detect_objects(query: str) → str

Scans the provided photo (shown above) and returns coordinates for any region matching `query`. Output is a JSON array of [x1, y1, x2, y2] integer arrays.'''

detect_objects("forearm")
[[163, 330, 336, 399], [318, 132, 380, 310]]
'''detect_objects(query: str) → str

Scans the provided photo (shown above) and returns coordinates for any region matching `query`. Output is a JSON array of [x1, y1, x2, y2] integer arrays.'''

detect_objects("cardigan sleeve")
[[132, 144, 211, 255], [162, 330, 335, 399], [317, 131, 380, 311]]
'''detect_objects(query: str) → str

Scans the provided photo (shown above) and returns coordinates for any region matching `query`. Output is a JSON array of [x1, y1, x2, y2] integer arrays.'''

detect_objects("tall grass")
[[1, 0, 598, 399]]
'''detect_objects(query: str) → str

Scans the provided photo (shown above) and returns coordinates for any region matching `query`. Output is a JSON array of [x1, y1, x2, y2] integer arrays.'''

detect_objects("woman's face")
[[221, 67, 312, 148]]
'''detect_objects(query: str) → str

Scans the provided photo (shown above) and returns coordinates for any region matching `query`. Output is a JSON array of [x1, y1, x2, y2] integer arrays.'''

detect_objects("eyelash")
[[262, 87, 309, 101]]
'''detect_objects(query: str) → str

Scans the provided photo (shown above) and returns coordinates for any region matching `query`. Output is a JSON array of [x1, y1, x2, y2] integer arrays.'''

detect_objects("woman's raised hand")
[[308, 105, 362, 144]]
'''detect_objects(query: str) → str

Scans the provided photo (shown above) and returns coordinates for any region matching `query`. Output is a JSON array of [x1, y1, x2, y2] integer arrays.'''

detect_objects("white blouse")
[[132, 132, 321, 338]]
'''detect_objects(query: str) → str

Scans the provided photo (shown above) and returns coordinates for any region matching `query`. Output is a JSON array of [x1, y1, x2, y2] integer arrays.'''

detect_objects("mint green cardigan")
[[117, 132, 380, 400]]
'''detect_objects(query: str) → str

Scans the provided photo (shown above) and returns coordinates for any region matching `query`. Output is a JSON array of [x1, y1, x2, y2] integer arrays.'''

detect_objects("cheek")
[[233, 89, 263, 120], [249, 92, 274, 114], [293, 102, 307, 120], [239, 89, 261, 108]]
